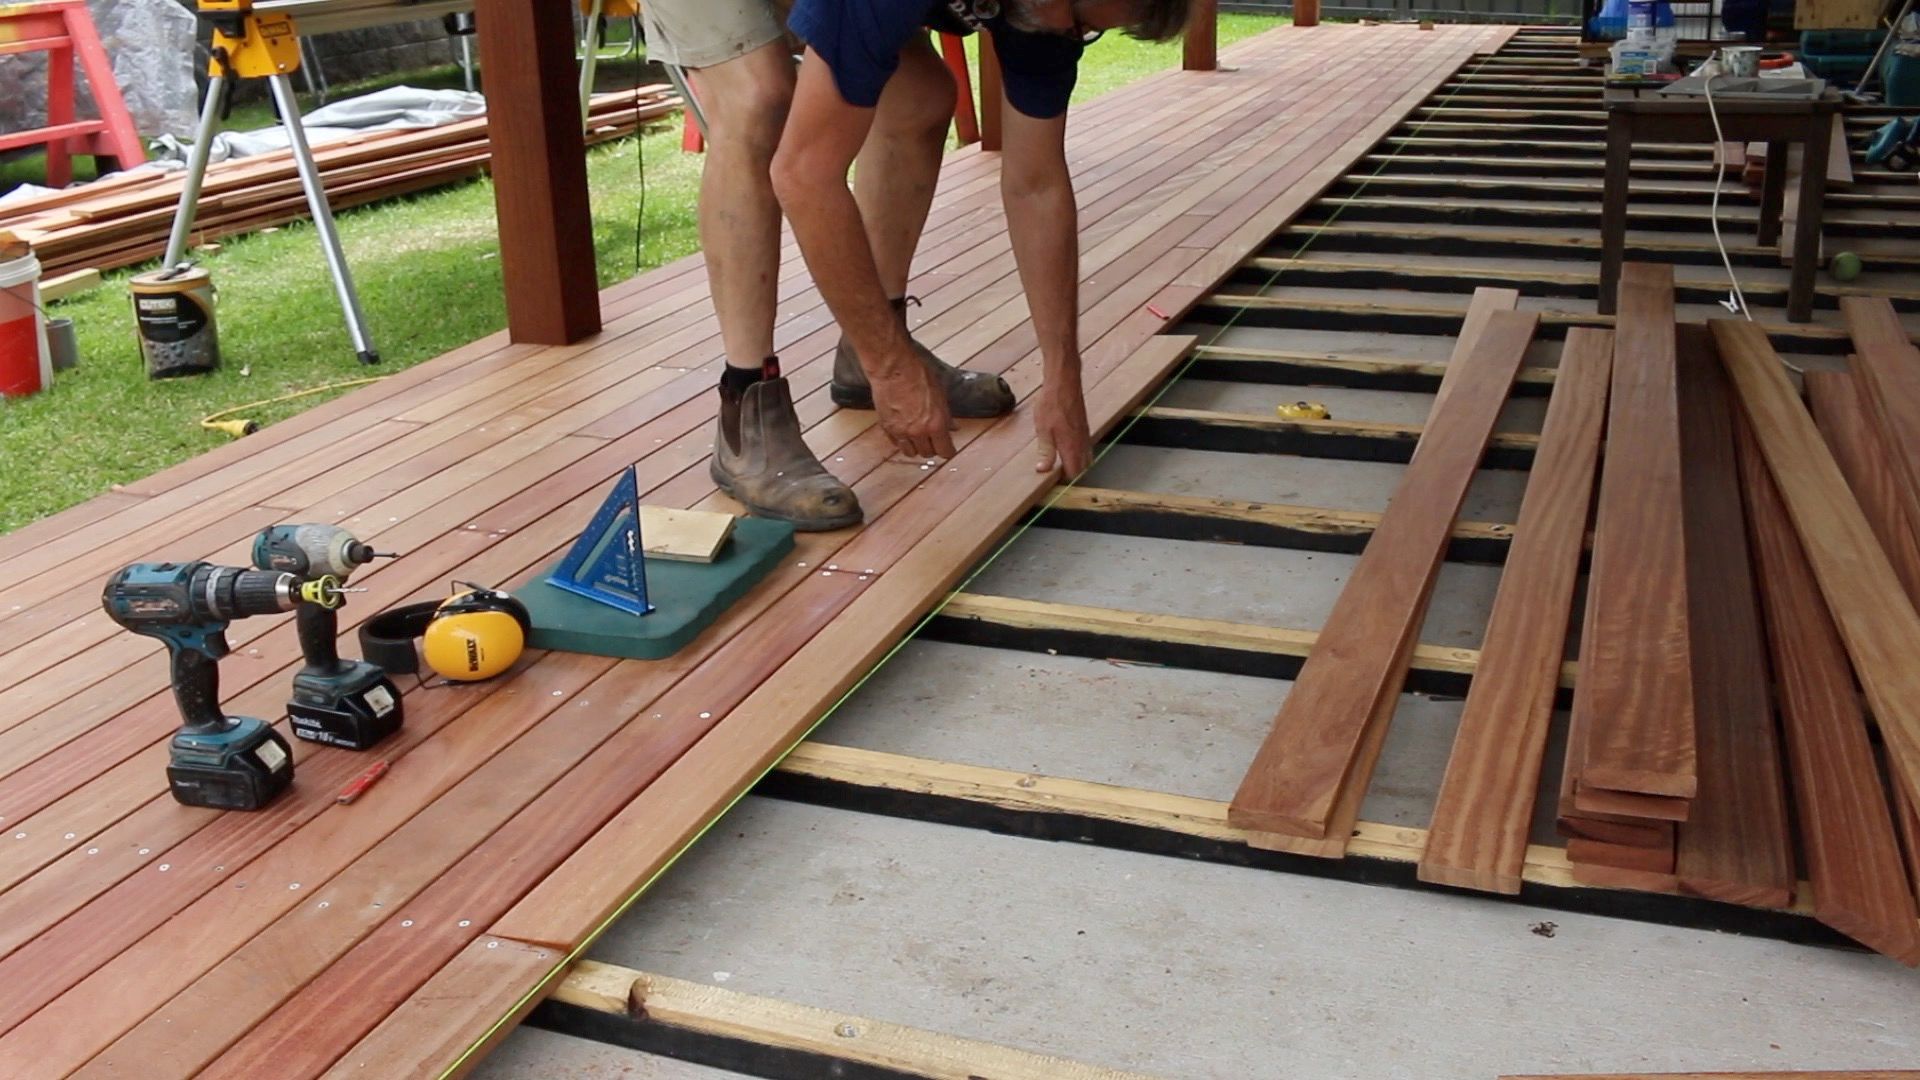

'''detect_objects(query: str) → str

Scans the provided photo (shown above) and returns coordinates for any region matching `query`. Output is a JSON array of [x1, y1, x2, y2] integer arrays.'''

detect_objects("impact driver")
[[251, 524, 400, 751], [101, 561, 343, 811]]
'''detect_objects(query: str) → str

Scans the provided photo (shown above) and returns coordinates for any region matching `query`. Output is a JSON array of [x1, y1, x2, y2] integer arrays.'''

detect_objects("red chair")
[[0, 0, 146, 186]]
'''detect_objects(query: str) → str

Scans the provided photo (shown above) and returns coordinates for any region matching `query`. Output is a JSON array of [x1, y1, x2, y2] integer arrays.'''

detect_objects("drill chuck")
[[223, 565, 302, 619]]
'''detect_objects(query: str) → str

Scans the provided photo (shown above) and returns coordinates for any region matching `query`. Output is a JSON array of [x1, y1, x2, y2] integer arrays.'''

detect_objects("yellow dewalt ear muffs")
[[360, 584, 532, 683]]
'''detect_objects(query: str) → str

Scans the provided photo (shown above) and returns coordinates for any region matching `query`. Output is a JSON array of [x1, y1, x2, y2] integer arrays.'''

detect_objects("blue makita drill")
[[101, 561, 344, 811]]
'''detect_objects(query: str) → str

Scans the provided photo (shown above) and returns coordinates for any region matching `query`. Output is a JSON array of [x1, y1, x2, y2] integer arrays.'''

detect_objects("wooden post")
[[474, 0, 602, 345], [979, 34, 1003, 152], [1294, 0, 1321, 27], [940, 33, 980, 146], [1183, 0, 1218, 70]]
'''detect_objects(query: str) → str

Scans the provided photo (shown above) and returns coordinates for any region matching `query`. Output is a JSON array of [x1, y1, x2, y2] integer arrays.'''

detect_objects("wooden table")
[[1600, 86, 1839, 323]]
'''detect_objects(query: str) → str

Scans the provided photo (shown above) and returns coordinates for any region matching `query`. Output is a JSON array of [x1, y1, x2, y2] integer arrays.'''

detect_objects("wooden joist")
[[1740, 409, 1920, 965], [547, 960, 1157, 1080], [1710, 317, 1920, 818], [777, 742, 1586, 888], [1572, 262, 1696, 808], [1671, 327, 1792, 909], [1229, 293, 1536, 838], [929, 591, 1575, 695], [1419, 327, 1610, 894], [1038, 486, 1520, 564]]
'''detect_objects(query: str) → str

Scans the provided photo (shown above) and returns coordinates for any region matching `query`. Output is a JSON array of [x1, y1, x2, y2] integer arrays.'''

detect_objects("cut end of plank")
[[1675, 878, 1796, 912], [1569, 861, 1682, 894], [1571, 783, 1692, 822], [1226, 802, 1333, 840], [1414, 859, 1523, 896], [1578, 765, 1699, 801]]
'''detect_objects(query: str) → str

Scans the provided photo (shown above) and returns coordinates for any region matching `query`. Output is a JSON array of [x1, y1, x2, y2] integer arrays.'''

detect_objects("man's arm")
[[1000, 104, 1092, 476], [770, 51, 956, 461]]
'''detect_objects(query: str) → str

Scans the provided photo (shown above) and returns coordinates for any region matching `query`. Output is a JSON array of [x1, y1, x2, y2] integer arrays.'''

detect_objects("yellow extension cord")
[[198, 376, 385, 438]]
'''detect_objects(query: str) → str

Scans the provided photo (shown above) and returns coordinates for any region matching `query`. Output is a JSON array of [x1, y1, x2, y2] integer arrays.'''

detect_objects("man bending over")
[[642, 0, 1021, 531], [771, 0, 1187, 478]]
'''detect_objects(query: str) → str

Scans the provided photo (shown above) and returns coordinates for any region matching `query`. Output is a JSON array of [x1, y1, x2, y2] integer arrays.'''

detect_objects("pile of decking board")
[[0, 86, 678, 278], [1225, 266, 1920, 965]]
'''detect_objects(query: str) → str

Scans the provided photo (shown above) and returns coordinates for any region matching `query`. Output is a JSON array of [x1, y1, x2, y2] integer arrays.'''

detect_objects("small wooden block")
[[38, 268, 100, 303], [641, 506, 736, 563]]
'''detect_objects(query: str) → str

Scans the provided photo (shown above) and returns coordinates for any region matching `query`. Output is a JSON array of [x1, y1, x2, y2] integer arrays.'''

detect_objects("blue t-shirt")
[[788, 0, 1083, 119]]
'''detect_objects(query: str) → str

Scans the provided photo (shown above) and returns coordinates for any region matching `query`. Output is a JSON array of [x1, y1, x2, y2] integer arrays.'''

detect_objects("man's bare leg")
[[831, 35, 1014, 419], [854, 36, 951, 296], [697, 42, 862, 530], [694, 41, 795, 370]]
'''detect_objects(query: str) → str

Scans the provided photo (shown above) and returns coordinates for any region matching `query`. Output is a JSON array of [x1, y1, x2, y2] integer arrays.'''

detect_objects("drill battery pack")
[[288, 663, 402, 751], [168, 718, 294, 811]]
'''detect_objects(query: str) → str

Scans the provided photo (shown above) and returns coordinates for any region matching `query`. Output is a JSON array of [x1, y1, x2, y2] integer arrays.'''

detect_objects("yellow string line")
[[440, 27, 1528, 1077]]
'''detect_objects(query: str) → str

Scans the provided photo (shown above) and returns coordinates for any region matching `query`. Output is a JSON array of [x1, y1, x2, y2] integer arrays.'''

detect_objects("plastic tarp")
[[0, 0, 197, 141], [144, 86, 488, 170]]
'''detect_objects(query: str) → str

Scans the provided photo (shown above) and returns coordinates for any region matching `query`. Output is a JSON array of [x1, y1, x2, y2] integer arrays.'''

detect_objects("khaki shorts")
[[641, 0, 789, 70]]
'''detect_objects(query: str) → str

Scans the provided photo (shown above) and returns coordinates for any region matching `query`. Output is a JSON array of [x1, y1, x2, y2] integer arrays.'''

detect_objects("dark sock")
[[720, 357, 780, 397]]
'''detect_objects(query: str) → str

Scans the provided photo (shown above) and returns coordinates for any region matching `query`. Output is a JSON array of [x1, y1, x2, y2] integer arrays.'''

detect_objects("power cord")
[[1697, 59, 1754, 321], [633, 83, 647, 274]]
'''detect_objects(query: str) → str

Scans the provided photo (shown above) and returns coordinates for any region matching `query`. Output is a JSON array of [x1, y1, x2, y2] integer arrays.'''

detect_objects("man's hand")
[[871, 353, 958, 460], [1033, 380, 1092, 477]]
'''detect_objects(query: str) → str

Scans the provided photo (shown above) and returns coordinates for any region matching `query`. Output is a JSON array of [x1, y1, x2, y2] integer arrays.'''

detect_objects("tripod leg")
[[579, 0, 605, 124], [164, 75, 230, 270], [269, 74, 380, 365], [664, 63, 707, 138]]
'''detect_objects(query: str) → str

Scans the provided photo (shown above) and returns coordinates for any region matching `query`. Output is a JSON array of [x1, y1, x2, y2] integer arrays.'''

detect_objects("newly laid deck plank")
[[1739, 414, 1920, 965], [1671, 327, 1793, 910], [1420, 327, 1610, 894], [1229, 296, 1534, 837], [1712, 317, 1920, 816], [1573, 262, 1696, 804]]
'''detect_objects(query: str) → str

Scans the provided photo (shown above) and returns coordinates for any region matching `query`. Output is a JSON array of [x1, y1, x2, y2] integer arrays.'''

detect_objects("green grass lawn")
[[0, 15, 1281, 535]]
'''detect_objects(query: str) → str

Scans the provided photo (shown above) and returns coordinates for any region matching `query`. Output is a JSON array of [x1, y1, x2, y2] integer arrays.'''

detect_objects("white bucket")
[[0, 251, 53, 399]]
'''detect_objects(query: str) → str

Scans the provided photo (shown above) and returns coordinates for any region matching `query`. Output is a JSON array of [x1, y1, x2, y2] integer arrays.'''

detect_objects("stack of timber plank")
[[1229, 262, 1920, 965], [0, 86, 679, 278]]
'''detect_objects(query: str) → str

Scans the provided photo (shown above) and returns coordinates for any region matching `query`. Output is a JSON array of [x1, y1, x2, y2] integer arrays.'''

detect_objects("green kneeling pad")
[[519, 517, 795, 660]]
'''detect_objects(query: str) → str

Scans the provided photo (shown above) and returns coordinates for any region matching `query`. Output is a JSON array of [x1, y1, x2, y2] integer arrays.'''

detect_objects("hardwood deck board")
[[1805, 369, 1920, 926], [1572, 262, 1696, 803], [0, 23, 1517, 1079], [1671, 327, 1793, 909], [1740, 412, 1920, 964], [1712, 317, 1920, 816], [1419, 327, 1610, 894], [1229, 296, 1534, 837]]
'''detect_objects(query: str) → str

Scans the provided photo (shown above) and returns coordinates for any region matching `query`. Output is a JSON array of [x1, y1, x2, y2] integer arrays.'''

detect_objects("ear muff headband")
[[359, 589, 531, 682]]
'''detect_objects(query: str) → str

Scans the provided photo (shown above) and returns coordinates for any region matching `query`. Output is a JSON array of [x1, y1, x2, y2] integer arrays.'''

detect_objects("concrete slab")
[[812, 639, 1461, 828], [1156, 377, 1549, 434], [588, 798, 1919, 1079], [1081, 445, 1530, 524], [966, 528, 1504, 650], [476, 1026, 746, 1080], [1194, 324, 1569, 367]]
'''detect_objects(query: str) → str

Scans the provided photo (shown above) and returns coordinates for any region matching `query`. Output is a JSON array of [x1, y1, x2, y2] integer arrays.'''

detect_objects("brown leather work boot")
[[830, 297, 1015, 419], [711, 375, 863, 532]]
